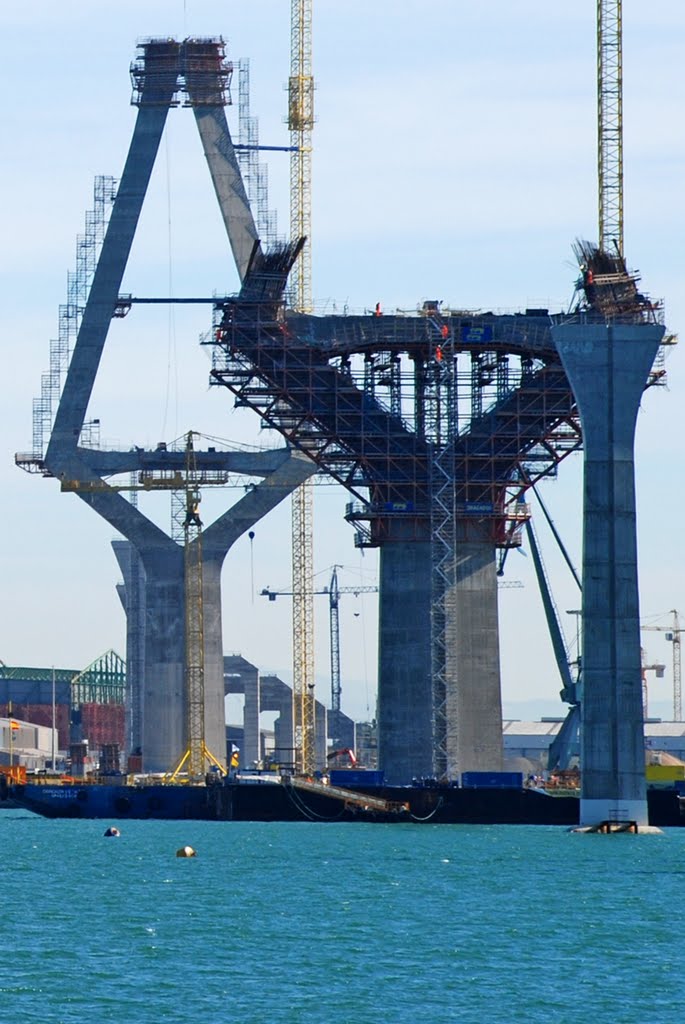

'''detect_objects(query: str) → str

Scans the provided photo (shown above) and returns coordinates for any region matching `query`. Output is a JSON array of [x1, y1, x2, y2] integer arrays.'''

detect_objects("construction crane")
[[640, 648, 666, 720], [169, 432, 225, 780], [642, 612, 683, 721], [262, 566, 378, 729], [289, 0, 314, 313], [288, 0, 316, 775], [60, 432, 226, 778], [597, 0, 623, 255]]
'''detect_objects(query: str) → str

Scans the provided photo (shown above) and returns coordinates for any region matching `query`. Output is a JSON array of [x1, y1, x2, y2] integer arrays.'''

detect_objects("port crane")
[[642, 612, 683, 721]]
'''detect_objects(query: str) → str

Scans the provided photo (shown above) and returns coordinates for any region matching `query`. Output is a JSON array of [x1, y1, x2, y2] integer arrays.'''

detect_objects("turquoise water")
[[2, 811, 685, 1023]]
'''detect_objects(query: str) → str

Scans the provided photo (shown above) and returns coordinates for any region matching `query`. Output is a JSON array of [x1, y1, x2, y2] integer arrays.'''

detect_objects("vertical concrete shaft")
[[242, 662, 262, 767], [552, 320, 663, 826], [377, 519, 504, 783], [112, 540, 146, 754], [446, 523, 504, 777], [223, 656, 262, 766], [377, 524, 433, 784]]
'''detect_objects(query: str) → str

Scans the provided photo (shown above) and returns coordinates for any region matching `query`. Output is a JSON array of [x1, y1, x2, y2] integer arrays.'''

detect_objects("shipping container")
[[329, 769, 385, 788], [461, 771, 524, 789], [646, 764, 685, 783], [80, 703, 125, 747]]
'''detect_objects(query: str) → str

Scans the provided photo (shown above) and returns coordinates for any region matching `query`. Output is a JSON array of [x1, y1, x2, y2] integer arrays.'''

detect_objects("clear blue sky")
[[2, 1, 684, 721]]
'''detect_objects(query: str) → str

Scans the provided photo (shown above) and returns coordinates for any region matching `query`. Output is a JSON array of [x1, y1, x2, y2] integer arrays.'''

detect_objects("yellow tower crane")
[[597, 0, 623, 255], [289, 0, 317, 776], [168, 431, 225, 780]]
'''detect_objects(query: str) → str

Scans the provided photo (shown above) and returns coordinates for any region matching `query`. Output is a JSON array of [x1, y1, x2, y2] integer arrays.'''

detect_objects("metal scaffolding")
[[71, 650, 126, 706], [236, 59, 279, 245], [21, 176, 117, 469]]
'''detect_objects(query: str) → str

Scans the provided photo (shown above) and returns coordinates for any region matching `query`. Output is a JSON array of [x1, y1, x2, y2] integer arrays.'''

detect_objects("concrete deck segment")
[[552, 320, 664, 827]]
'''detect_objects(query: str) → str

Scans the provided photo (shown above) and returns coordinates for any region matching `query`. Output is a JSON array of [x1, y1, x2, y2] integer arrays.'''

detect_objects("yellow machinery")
[[60, 432, 226, 780], [168, 432, 225, 780], [289, 0, 317, 776]]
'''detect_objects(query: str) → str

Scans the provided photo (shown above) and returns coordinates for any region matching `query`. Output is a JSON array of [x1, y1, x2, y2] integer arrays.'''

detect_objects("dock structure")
[[19, 39, 314, 774]]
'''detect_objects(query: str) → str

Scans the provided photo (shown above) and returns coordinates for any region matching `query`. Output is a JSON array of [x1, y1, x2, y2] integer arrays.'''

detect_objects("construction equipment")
[[168, 432, 226, 780], [262, 569, 378, 737], [326, 747, 358, 767], [640, 648, 666, 720], [262, 566, 378, 730], [597, 0, 623, 255], [289, 0, 314, 313], [642, 612, 683, 721], [65, 428, 234, 781], [288, 0, 316, 776]]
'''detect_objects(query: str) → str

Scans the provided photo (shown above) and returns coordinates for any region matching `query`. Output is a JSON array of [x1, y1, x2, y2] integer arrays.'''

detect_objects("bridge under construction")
[[17, 19, 671, 831]]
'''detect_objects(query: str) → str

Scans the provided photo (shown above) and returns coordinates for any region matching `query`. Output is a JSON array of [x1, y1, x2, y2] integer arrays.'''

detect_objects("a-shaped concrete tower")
[[33, 39, 314, 772]]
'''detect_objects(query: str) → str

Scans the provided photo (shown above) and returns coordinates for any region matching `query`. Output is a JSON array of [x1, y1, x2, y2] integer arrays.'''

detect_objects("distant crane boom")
[[262, 567, 378, 724], [642, 611, 683, 721]]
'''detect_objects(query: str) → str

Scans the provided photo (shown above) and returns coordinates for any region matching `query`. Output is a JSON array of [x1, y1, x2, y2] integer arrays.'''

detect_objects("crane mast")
[[168, 432, 225, 780], [183, 432, 206, 777], [329, 566, 341, 716], [597, 0, 623, 255], [262, 569, 378, 756], [642, 611, 683, 722], [289, 0, 314, 312], [289, 0, 316, 775]]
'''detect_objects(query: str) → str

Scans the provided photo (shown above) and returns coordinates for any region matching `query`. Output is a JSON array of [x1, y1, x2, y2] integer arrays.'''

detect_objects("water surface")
[[2, 811, 683, 1022]]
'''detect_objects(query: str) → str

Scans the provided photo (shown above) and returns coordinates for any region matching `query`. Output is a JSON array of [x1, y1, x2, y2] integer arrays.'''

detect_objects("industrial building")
[[0, 717, 58, 773], [0, 653, 125, 771], [503, 719, 685, 776]]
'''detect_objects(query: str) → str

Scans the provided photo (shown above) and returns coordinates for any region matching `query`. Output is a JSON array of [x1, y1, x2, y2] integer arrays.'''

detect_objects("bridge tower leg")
[[552, 320, 663, 827]]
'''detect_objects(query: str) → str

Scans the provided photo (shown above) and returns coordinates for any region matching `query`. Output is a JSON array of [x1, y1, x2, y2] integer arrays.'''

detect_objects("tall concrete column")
[[377, 518, 504, 784], [446, 522, 503, 777], [552, 320, 663, 826], [377, 523, 433, 784]]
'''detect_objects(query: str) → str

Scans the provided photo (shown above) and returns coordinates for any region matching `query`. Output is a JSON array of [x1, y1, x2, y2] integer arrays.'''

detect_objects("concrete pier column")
[[240, 660, 261, 767], [377, 523, 433, 784], [446, 522, 503, 777], [552, 320, 663, 827], [138, 551, 186, 772]]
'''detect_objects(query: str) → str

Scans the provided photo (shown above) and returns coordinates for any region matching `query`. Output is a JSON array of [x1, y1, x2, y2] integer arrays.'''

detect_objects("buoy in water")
[[104, 826, 121, 838], [176, 845, 197, 858]]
